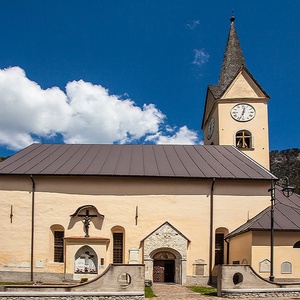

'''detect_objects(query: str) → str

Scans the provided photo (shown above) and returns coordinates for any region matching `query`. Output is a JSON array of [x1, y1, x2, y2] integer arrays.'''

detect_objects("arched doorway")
[[74, 245, 98, 274], [152, 250, 177, 283]]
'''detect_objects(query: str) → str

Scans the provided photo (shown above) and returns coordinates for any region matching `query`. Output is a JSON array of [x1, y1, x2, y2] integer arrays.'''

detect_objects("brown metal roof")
[[0, 143, 276, 180], [226, 186, 300, 238]]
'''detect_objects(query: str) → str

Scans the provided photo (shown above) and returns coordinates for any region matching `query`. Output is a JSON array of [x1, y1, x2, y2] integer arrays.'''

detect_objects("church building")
[[0, 16, 299, 285]]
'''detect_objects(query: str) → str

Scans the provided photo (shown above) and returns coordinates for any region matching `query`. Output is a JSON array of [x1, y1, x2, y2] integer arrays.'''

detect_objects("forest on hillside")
[[0, 148, 299, 194], [270, 148, 300, 195]]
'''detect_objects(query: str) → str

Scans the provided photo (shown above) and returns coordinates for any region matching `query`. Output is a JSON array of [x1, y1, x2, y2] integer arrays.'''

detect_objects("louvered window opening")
[[54, 231, 64, 263], [113, 233, 123, 263]]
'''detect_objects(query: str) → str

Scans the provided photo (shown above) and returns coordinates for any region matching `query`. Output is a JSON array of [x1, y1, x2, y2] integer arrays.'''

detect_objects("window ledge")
[[237, 147, 254, 151]]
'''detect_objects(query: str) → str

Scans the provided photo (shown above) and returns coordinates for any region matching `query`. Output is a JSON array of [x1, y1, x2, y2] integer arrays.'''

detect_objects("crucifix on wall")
[[69, 205, 104, 238], [78, 209, 98, 237]]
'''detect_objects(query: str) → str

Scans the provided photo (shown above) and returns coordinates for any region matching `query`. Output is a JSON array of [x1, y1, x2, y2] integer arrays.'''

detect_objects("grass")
[[187, 286, 217, 296], [0, 282, 33, 285], [145, 286, 156, 298]]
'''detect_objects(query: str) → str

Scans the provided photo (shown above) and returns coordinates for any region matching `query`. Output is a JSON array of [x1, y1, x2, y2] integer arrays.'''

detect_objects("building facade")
[[0, 17, 298, 285]]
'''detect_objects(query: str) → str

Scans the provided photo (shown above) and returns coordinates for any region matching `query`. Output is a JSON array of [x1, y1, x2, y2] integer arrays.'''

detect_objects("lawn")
[[187, 286, 217, 296], [145, 286, 156, 298]]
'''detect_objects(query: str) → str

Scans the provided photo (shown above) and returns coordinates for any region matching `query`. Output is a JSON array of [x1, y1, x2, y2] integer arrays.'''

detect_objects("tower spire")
[[230, 9, 235, 23], [218, 14, 245, 93]]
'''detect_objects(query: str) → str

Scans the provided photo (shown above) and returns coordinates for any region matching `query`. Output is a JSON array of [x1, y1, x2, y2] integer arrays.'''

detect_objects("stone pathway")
[[150, 284, 219, 299], [149, 283, 300, 299]]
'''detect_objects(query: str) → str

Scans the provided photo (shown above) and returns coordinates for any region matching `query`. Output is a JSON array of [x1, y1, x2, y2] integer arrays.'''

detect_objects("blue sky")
[[0, 1, 299, 157]]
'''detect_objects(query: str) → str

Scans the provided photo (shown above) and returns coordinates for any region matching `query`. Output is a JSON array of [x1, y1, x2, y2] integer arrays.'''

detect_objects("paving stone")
[[149, 284, 300, 300]]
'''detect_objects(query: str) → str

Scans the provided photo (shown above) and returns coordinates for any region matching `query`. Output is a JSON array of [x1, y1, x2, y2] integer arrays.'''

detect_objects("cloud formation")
[[145, 126, 199, 145], [0, 67, 201, 151], [186, 19, 200, 30], [193, 49, 209, 66]]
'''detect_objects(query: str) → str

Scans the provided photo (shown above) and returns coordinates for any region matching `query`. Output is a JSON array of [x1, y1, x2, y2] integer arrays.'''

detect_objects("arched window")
[[293, 241, 300, 248], [112, 226, 125, 263], [235, 130, 252, 149], [50, 225, 64, 263]]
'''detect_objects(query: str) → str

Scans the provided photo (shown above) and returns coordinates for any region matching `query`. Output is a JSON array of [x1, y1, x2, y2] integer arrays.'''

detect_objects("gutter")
[[30, 175, 35, 282], [209, 178, 216, 285]]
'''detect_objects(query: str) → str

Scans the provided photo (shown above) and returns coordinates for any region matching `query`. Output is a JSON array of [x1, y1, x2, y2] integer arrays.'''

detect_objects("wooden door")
[[153, 260, 164, 282]]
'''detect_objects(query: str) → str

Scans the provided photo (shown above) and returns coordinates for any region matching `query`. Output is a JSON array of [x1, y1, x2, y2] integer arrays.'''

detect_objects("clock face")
[[230, 103, 256, 122], [206, 117, 215, 140]]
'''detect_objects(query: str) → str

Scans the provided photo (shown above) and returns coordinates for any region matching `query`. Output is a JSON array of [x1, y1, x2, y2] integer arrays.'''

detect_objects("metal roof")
[[0, 143, 276, 180], [226, 186, 300, 238]]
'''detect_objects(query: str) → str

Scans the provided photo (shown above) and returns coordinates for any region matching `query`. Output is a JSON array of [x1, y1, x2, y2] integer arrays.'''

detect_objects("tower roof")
[[217, 16, 246, 93]]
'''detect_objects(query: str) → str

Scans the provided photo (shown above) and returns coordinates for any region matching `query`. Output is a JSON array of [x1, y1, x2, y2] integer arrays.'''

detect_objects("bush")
[[80, 277, 88, 283], [145, 279, 152, 287]]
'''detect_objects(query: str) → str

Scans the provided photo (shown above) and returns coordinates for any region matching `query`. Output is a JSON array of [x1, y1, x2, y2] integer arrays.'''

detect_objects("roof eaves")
[[231, 146, 277, 180], [225, 206, 271, 239]]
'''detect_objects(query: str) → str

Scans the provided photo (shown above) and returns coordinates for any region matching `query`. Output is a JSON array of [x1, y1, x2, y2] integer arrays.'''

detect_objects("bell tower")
[[202, 15, 270, 169]]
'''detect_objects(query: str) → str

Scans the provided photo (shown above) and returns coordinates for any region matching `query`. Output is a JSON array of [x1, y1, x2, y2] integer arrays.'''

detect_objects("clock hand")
[[239, 107, 246, 120]]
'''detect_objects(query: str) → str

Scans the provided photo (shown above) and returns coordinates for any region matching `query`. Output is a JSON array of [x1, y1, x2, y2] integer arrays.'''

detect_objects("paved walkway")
[[150, 284, 219, 300], [149, 283, 300, 299]]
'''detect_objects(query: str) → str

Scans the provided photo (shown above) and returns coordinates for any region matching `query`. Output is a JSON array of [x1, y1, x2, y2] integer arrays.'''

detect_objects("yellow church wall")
[[247, 231, 300, 279], [228, 232, 252, 265], [212, 181, 270, 267], [0, 175, 271, 279], [218, 101, 269, 169], [0, 190, 32, 272], [222, 72, 265, 99], [203, 71, 270, 170]]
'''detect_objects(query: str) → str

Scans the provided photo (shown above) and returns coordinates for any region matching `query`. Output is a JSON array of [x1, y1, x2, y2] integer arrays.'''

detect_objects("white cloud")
[[193, 49, 209, 66], [0, 66, 201, 151], [186, 19, 200, 30], [145, 126, 200, 145], [0, 67, 70, 150], [64, 80, 165, 144]]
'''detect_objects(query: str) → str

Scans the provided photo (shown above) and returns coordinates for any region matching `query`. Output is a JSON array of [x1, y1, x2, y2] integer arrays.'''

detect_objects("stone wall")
[[185, 275, 209, 286], [0, 270, 74, 282], [0, 293, 144, 300], [218, 265, 300, 298], [0, 264, 145, 300]]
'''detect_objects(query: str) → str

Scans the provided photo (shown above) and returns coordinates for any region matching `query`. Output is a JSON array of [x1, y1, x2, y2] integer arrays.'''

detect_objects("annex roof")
[[0, 143, 276, 180], [226, 186, 300, 238]]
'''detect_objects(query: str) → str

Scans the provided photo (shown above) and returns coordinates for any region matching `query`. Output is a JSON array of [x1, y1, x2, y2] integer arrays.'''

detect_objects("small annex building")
[[226, 186, 300, 281], [0, 16, 298, 284]]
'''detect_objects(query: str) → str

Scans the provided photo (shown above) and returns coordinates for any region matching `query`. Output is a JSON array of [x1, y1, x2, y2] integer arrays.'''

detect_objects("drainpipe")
[[30, 175, 36, 282], [209, 178, 215, 285], [225, 238, 230, 264]]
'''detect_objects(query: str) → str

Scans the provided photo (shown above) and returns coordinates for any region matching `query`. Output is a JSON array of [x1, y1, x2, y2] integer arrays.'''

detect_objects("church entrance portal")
[[153, 251, 176, 283]]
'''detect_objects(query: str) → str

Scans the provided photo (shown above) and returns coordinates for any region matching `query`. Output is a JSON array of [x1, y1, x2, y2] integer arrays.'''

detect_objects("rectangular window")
[[113, 233, 123, 263], [54, 231, 64, 263]]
